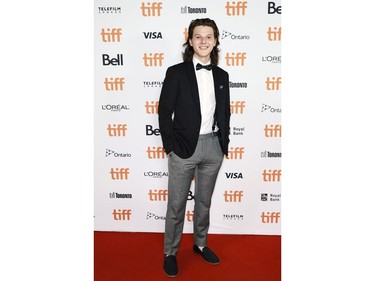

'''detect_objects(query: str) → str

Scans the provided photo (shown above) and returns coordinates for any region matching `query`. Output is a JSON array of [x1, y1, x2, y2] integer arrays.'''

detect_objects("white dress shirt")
[[193, 56, 216, 135]]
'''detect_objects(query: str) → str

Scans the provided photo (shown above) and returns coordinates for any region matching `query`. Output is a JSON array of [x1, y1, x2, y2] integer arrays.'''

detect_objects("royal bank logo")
[[261, 104, 281, 113], [230, 126, 245, 136], [221, 30, 250, 40], [261, 193, 281, 202]]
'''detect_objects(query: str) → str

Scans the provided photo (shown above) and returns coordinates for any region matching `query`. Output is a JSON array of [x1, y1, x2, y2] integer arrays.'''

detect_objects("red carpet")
[[94, 232, 281, 281]]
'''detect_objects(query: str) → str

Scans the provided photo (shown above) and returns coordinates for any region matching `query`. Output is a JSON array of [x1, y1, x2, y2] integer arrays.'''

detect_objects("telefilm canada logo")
[[98, 6, 122, 14], [223, 214, 244, 220], [143, 81, 163, 87]]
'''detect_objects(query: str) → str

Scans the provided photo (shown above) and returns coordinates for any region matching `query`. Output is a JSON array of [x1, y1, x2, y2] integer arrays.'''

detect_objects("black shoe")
[[163, 255, 178, 277], [193, 245, 220, 265]]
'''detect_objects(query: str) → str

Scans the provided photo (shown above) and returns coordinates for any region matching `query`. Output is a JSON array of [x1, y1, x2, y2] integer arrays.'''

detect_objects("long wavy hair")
[[182, 18, 220, 66]]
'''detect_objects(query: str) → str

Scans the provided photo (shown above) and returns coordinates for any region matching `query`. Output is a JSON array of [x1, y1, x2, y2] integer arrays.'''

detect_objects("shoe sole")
[[164, 271, 178, 278]]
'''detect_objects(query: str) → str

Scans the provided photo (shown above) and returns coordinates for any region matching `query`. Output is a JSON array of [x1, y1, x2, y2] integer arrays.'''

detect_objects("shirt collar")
[[193, 56, 211, 68]]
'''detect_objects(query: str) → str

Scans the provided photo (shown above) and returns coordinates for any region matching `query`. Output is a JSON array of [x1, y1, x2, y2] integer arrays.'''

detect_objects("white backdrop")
[[94, 0, 281, 235]]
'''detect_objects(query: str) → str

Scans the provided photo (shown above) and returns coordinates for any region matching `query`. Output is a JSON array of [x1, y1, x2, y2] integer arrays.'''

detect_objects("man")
[[158, 18, 231, 277]]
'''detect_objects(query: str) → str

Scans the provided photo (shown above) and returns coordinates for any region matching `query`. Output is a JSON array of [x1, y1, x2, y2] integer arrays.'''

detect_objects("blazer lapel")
[[212, 66, 222, 105], [185, 61, 200, 108]]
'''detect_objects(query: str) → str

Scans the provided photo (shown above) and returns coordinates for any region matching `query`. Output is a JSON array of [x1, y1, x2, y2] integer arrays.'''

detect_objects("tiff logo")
[[148, 189, 168, 201], [145, 101, 158, 114], [267, 27, 282, 41], [147, 146, 165, 159], [225, 52, 246, 66], [262, 169, 282, 182], [224, 190, 244, 202], [183, 28, 188, 41], [143, 53, 164, 66], [226, 147, 245, 159], [113, 209, 131, 220], [265, 77, 282, 90], [264, 124, 282, 138], [110, 168, 129, 180], [107, 124, 127, 137], [186, 210, 194, 222], [104, 77, 125, 91], [261, 211, 280, 223], [225, 1, 248, 16], [230, 101, 245, 114], [101, 28, 122, 42], [140, 1, 162, 16]]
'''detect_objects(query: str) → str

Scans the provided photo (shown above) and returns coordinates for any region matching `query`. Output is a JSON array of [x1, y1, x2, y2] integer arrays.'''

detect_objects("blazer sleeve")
[[158, 66, 179, 154]]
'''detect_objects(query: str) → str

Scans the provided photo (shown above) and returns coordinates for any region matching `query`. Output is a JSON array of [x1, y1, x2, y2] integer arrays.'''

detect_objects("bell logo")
[[226, 147, 245, 159], [264, 124, 282, 138], [225, 52, 247, 66], [143, 53, 164, 66], [267, 27, 282, 41], [145, 101, 159, 114], [104, 77, 125, 91], [107, 124, 127, 137], [102, 54, 123, 66], [113, 209, 132, 221], [101, 28, 122, 42], [147, 146, 165, 159], [265, 77, 282, 90], [230, 101, 245, 114], [224, 190, 244, 202], [186, 210, 194, 222], [261, 212, 280, 223], [225, 1, 248, 16], [148, 189, 168, 201], [140, 1, 162, 16], [110, 168, 130, 180], [262, 169, 282, 182]]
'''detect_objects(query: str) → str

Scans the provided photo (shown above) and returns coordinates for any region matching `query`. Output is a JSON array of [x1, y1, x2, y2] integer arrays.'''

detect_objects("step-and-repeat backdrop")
[[94, 0, 281, 235]]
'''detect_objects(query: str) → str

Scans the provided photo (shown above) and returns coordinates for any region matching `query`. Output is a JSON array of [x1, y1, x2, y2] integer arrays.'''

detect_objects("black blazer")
[[158, 61, 231, 159]]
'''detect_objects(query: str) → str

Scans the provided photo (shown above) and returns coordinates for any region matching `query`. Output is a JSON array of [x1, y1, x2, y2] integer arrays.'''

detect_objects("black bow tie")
[[196, 63, 212, 71]]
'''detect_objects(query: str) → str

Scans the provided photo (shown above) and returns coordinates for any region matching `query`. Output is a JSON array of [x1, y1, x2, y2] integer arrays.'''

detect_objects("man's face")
[[189, 25, 217, 63]]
